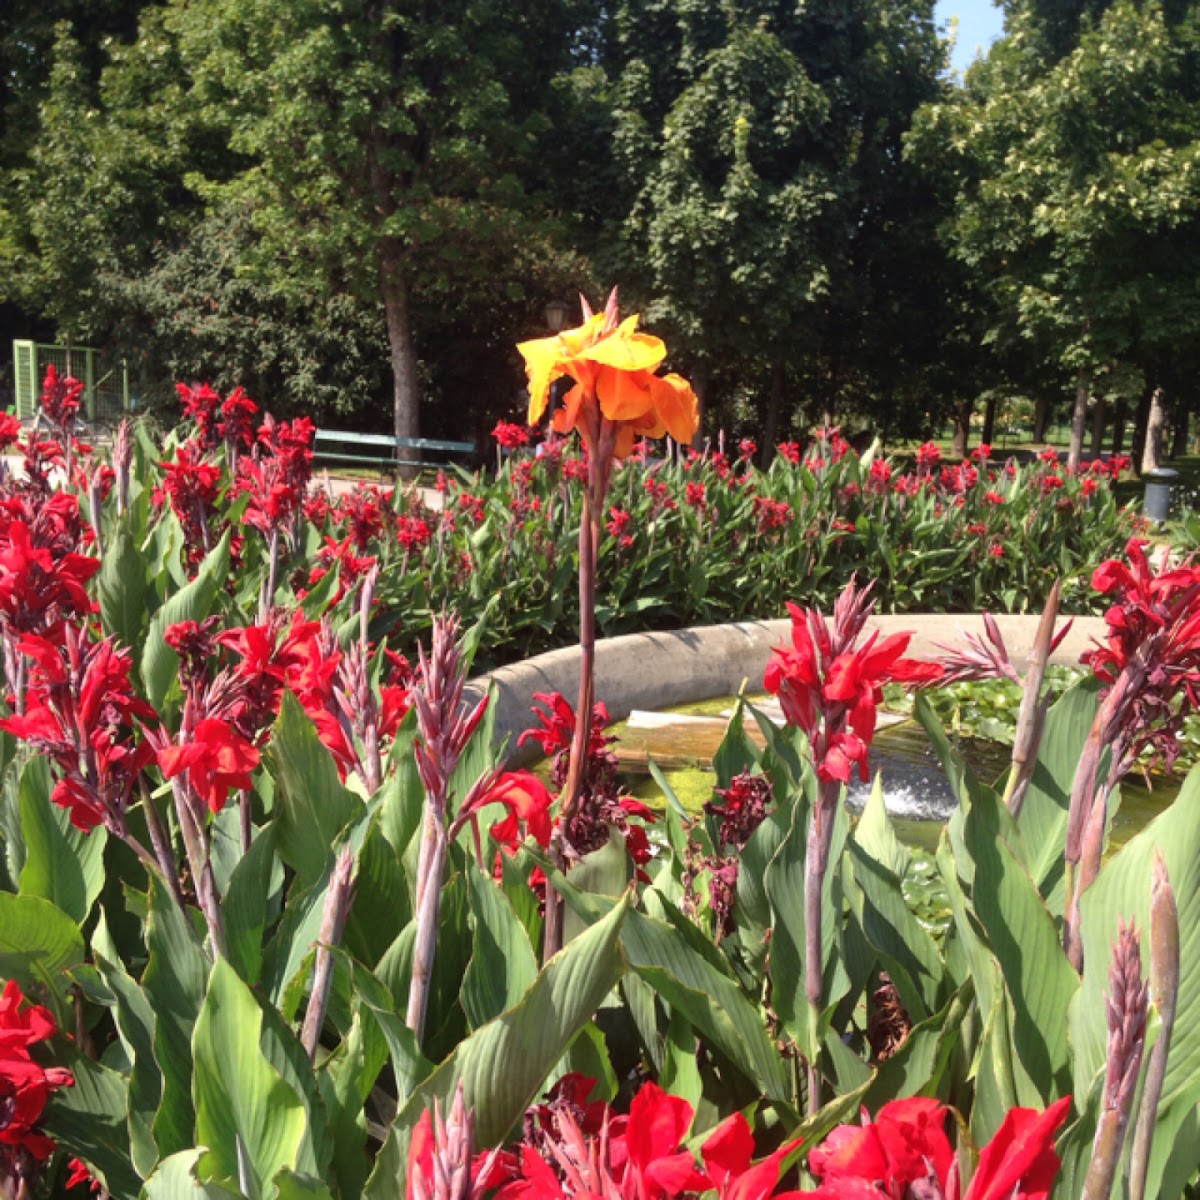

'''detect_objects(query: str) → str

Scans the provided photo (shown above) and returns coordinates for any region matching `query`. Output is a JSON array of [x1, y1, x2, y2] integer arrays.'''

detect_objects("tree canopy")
[[2, 0, 1199, 463]]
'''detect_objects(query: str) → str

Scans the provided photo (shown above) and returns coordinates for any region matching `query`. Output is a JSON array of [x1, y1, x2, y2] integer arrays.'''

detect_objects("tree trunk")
[[1131, 382, 1153, 471], [762, 361, 785, 466], [1089, 394, 1106, 458], [1067, 371, 1088, 472], [1033, 393, 1050, 443], [1170, 405, 1189, 459], [1141, 386, 1167, 475], [379, 245, 422, 479], [982, 394, 997, 446], [368, 103, 421, 480], [1111, 399, 1126, 456], [951, 399, 970, 459]]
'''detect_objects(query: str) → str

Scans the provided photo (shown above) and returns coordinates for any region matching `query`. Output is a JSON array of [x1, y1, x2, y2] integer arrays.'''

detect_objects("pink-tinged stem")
[[804, 780, 838, 1116], [1129, 856, 1180, 1200], [171, 778, 226, 957], [1005, 580, 1060, 817], [301, 844, 357, 1062], [140, 777, 186, 910], [407, 818, 447, 1042]]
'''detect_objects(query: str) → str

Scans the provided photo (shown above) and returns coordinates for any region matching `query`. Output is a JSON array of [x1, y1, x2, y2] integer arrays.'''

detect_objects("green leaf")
[[144, 875, 210, 1159], [763, 780, 849, 1063], [224, 827, 283, 986], [17, 756, 106, 925], [193, 958, 307, 1200], [97, 519, 150, 649], [0, 891, 84, 1022], [848, 841, 946, 1021], [963, 786, 1078, 1098], [45, 1056, 143, 1199], [622, 902, 792, 1102], [364, 892, 630, 1200], [1015, 678, 1100, 908], [141, 531, 231, 709], [268, 692, 364, 889], [1070, 767, 1200, 1122], [141, 1149, 243, 1200], [93, 915, 162, 1179], [461, 859, 538, 1029]]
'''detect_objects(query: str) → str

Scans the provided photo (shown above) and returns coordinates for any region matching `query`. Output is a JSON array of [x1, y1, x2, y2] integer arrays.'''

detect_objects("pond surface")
[[610, 696, 1180, 851]]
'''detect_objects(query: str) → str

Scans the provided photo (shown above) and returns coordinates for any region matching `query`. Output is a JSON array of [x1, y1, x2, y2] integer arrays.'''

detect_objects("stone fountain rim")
[[468, 612, 1105, 766]]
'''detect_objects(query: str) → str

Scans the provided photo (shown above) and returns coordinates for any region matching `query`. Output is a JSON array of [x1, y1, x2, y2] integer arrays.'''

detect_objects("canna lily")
[[518, 310, 698, 460], [801, 1096, 1071, 1200]]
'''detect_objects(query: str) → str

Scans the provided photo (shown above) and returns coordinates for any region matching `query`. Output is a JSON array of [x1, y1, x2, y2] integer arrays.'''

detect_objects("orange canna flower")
[[517, 312, 699, 459]]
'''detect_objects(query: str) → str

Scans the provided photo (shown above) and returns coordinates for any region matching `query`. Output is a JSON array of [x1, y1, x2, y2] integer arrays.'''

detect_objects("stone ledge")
[[470, 612, 1106, 764]]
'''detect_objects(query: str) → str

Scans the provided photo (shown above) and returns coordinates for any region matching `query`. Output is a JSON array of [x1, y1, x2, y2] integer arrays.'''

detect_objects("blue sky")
[[935, 0, 1006, 74]]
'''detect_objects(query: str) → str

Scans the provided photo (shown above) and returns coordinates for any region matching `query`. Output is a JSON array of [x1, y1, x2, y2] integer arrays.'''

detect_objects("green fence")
[[11, 340, 131, 423]]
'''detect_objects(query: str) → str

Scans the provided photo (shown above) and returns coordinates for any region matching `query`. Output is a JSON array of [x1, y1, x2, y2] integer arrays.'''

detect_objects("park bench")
[[313, 429, 475, 474]]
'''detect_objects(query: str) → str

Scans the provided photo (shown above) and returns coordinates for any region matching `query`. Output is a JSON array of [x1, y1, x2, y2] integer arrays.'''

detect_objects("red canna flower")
[[800, 1096, 1070, 1200], [493, 421, 532, 449], [0, 629, 156, 832], [157, 716, 260, 814], [765, 586, 942, 784], [0, 979, 74, 1169], [460, 770, 555, 850]]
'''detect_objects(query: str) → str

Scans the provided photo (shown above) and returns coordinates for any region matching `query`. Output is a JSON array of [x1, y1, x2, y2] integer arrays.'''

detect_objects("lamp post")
[[544, 299, 570, 333]]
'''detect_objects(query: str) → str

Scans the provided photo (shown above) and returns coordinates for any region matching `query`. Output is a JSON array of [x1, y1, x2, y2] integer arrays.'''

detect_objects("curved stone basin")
[[473, 613, 1106, 764]]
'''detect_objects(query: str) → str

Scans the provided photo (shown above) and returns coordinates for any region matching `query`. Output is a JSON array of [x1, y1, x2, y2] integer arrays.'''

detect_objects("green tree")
[[610, 0, 947, 445], [160, 0, 594, 458], [912, 0, 1200, 468]]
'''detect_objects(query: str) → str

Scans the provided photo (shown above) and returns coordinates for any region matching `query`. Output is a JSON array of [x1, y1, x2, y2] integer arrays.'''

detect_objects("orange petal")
[[597, 366, 655, 423], [649, 373, 699, 444]]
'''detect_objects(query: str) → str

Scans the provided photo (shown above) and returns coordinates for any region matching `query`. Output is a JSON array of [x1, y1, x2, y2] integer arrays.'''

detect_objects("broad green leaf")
[[661, 1011, 703, 1112], [848, 841, 946, 1020], [763, 779, 849, 1063], [964, 786, 1077, 1098], [268, 692, 363, 889], [141, 1149, 242, 1200], [364, 891, 630, 1200], [144, 875, 209, 1158], [852, 774, 909, 880], [272, 1172, 335, 1200], [1070, 767, 1200, 1120], [622, 904, 791, 1102], [45, 1057, 143, 1199], [0, 891, 84, 1022], [1015, 678, 1100, 908], [224, 827, 283, 986], [343, 822, 410, 967], [17, 756, 106, 925], [97, 519, 150, 649], [376, 715, 423, 856], [562, 829, 629, 945], [141, 531, 231, 709], [461, 860, 538, 1029], [193, 958, 307, 1200], [93, 915, 162, 1179]]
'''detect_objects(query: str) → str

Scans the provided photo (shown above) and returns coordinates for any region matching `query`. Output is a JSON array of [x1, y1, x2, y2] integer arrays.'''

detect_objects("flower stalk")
[[1129, 854, 1180, 1200], [300, 843, 357, 1063], [406, 615, 488, 1043], [1081, 920, 1149, 1200]]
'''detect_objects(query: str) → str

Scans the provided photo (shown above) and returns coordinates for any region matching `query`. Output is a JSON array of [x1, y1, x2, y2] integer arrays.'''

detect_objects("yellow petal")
[[581, 316, 666, 373], [649, 373, 699, 444], [516, 337, 564, 423]]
